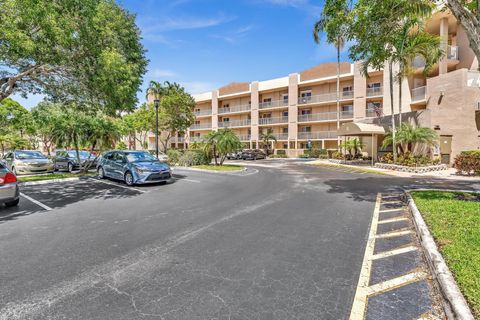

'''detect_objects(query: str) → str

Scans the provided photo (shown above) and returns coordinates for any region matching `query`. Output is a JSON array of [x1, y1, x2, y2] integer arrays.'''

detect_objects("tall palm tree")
[[382, 123, 438, 154], [203, 131, 220, 165], [145, 81, 166, 102], [216, 129, 242, 165], [313, 2, 350, 149], [392, 18, 443, 124], [259, 129, 277, 155]]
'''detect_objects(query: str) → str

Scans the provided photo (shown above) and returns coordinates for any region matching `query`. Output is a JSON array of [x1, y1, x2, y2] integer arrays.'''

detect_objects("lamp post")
[[154, 99, 160, 159]]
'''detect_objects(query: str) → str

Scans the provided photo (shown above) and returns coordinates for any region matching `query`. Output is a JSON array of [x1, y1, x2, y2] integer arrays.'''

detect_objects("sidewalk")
[[309, 160, 480, 181]]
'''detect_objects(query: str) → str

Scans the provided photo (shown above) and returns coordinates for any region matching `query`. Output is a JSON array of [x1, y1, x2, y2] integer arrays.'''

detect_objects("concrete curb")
[[19, 177, 82, 186], [174, 166, 247, 175], [405, 189, 475, 320]]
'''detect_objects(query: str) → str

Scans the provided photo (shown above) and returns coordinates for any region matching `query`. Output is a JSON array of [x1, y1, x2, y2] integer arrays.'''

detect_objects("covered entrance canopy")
[[337, 122, 386, 166]]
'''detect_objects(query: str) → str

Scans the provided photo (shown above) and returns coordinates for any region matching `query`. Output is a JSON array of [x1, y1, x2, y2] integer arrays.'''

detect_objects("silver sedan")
[[3, 150, 54, 175], [0, 162, 19, 207]]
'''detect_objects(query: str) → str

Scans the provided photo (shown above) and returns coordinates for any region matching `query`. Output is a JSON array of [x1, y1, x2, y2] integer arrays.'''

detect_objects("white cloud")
[[180, 81, 219, 94], [211, 24, 255, 44]]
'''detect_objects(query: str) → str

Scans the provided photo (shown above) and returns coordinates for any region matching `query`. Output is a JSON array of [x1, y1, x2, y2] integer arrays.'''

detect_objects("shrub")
[[304, 148, 328, 158], [276, 149, 286, 155], [461, 150, 480, 157], [381, 152, 443, 167], [177, 150, 211, 167], [454, 152, 480, 175], [167, 149, 182, 165], [331, 151, 344, 160], [298, 154, 311, 159], [380, 152, 394, 164]]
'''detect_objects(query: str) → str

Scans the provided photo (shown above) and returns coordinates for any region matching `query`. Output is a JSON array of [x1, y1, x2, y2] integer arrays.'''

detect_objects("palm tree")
[[382, 123, 438, 154], [145, 81, 167, 102], [216, 129, 242, 165], [203, 131, 220, 165], [313, 1, 350, 150], [350, 138, 365, 157], [392, 18, 443, 124], [259, 129, 277, 155]]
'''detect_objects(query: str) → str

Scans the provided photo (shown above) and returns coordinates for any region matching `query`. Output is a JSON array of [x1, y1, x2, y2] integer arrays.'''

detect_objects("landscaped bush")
[[177, 150, 212, 167], [380, 152, 394, 164], [380, 151, 441, 167], [331, 151, 344, 160], [454, 151, 480, 175], [304, 148, 328, 158], [167, 149, 182, 165], [276, 149, 286, 155]]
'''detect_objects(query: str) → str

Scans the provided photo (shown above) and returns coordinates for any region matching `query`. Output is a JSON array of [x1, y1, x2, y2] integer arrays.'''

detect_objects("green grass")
[[192, 164, 244, 171], [17, 172, 94, 182], [311, 162, 390, 175], [411, 191, 480, 317]]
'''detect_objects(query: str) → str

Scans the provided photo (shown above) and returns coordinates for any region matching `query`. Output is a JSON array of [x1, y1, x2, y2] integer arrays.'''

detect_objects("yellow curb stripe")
[[377, 217, 409, 224], [379, 208, 405, 213], [367, 271, 428, 295], [372, 246, 418, 260], [374, 230, 414, 239], [349, 193, 382, 320], [381, 200, 404, 205]]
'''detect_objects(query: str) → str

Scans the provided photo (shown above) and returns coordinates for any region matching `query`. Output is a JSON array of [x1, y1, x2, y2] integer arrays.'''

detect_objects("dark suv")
[[241, 149, 266, 160]]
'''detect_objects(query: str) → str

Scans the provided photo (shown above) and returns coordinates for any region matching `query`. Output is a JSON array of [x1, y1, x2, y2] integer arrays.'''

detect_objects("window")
[[282, 127, 288, 133], [342, 105, 353, 112], [222, 104, 230, 109], [195, 133, 200, 137], [222, 117, 230, 122], [263, 98, 271, 103], [300, 90, 312, 97], [300, 126, 311, 133], [367, 83, 381, 89], [261, 113, 272, 118], [195, 120, 200, 125], [300, 109, 311, 115], [283, 143, 288, 149], [194, 108, 200, 112], [282, 94, 288, 102], [282, 111, 288, 117], [343, 86, 353, 92]]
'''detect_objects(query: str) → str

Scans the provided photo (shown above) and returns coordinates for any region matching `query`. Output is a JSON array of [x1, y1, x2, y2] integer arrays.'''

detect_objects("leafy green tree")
[[0, 98, 34, 136], [203, 131, 220, 165], [31, 101, 61, 155], [260, 129, 277, 155], [0, 0, 147, 114], [215, 129, 242, 165], [122, 104, 155, 150], [382, 123, 438, 154]]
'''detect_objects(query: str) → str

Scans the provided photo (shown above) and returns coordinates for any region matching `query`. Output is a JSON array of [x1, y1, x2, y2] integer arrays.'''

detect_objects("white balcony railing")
[[298, 112, 337, 122], [298, 90, 354, 105], [411, 86, 426, 102], [448, 45, 459, 60], [273, 133, 289, 140], [193, 109, 212, 116], [341, 111, 354, 119], [189, 136, 204, 142], [298, 131, 338, 140], [218, 104, 251, 114], [190, 123, 211, 130], [259, 100, 289, 109], [366, 86, 383, 97], [237, 134, 251, 141], [259, 116, 288, 125], [218, 119, 251, 128]]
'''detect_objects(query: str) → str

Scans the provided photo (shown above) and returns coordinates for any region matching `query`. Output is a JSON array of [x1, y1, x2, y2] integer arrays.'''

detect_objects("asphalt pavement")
[[0, 161, 478, 319]]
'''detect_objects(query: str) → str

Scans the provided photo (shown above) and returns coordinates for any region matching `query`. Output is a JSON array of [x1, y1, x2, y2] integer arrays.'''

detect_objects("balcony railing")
[[189, 136, 204, 142], [448, 45, 459, 60], [259, 116, 288, 125], [218, 119, 251, 128], [218, 104, 251, 114], [259, 100, 289, 109], [298, 131, 338, 140], [237, 134, 251, 141], [193, 109, 212, 116], [366, 109, 382, 118], [341, 111, 354, 119], [366, 86, 383, 97], [273, 133, 289, 140], [298, 112, 337, 122], [190, 123, 211, 130], [298, 90, 354, 105], [411, 86, 426, 102]]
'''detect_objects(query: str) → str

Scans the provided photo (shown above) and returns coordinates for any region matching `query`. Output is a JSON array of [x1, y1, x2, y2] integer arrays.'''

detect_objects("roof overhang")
[[338, 122, 385, 136]]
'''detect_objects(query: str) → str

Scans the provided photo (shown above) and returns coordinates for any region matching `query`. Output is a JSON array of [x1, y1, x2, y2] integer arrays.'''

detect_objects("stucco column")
[[250, 81, 259, 144], [353, 61, 367, 119], [211, 90, 218, 131], [288, 73, 298, 152], [439, 17, 449, 75]]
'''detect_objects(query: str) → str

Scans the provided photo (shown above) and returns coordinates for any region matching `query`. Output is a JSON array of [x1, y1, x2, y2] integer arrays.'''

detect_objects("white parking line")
[[20, 193, 52, 211], [90, 179, 145, 193]]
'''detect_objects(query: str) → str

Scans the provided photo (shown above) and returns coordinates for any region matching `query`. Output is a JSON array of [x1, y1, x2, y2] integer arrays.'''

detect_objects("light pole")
[[154, 99, 160, 159]]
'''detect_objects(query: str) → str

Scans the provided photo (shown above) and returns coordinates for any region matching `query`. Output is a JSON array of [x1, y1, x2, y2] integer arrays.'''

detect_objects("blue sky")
[[14, 0, 351, 109]]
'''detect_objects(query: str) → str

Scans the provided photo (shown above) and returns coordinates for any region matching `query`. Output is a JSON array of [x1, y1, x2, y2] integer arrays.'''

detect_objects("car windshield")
[[125, 152, 157, 163], [15, 151, 46, 160], [67, 151, 90, 158]]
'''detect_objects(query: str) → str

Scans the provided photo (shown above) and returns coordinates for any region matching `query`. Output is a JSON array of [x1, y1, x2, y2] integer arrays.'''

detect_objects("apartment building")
[[185, 10, 480, 162]]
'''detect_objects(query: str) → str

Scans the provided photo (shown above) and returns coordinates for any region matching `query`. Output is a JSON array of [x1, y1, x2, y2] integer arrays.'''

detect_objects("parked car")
[[241, 149, 266, 160], [54, 150, 97, 172], [0, 162, 19, 207], [226, 151, 243, 160], [3, 150, 54, 175], [96, 150, 172, 186]]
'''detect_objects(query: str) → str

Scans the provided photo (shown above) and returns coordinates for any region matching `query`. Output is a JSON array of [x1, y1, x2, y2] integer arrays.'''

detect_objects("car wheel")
[[5, 198, 19, 207], [97, 167, 105, 179], [67, 162, 74, 173], [124, 171, 134, 186]]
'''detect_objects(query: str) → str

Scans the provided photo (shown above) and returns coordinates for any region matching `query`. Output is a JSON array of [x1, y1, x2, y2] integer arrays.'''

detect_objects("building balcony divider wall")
[[298, 90, 354, 105], [298, 112, 337, 122], [218, 104, 251, 114], [259, 116, 289, 125], [259, 100, 289, 109], [298, 131, 338, 140], [218, 119, 251, 128]]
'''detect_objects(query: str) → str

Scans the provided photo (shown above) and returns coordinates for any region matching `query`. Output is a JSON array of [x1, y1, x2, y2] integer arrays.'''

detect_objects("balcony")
[[218, 104, 251, 114], [193, 109, 212, 117], [298, 131, 338, 140], [298, 112, 337, 122], [366, 86, 383, 97], [190, 123, 211, 130], [411, 86, 426, 102], [190, 136, 204, 142], [259, 99, 289, 109], [298, 91, 354, 105], [413, 45, 459, 69], [366, 109, 382, 118], [340, 111, 354, 119], [218, 119, 251, 128], [259, 116, 289, 125], [273, 133, 289, 140], [237, 134, 251, 141]]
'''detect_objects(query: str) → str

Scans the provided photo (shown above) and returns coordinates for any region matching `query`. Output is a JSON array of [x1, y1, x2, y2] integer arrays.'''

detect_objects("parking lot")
[[0, 161, 478, 320]]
